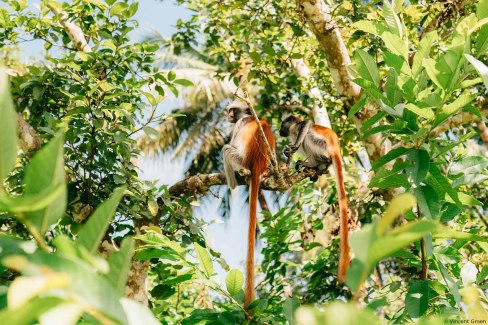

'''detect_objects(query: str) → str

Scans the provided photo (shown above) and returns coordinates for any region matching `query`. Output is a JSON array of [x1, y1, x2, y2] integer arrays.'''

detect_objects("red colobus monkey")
[[222, 99, 275, 307], [279, 115, 350, 282]]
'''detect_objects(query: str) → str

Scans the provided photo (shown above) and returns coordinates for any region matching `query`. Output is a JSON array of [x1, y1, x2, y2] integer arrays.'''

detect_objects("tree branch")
[[47, 2, 92, 53], [16, 113, 41, 152], [168, 165, 326, 196], [291, 59, 332, 128]]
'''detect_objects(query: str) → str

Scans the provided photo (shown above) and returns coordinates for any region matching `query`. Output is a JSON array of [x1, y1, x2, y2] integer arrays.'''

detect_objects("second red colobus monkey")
[[279, 115, 350, 282], [222, 99, 275, 307]]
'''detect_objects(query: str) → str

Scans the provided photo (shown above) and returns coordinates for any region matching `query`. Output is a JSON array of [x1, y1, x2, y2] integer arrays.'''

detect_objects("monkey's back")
[[243, 119, 275, 175]]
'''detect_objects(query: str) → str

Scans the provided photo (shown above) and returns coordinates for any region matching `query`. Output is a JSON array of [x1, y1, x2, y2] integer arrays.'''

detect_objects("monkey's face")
[[279, 115, 299, 137], [227, 107, 251, 123]]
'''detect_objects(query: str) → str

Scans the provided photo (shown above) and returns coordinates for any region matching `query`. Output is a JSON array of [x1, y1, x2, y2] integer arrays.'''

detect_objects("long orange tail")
[[333, 152, 349, 283], [245, 171, 260, 307]]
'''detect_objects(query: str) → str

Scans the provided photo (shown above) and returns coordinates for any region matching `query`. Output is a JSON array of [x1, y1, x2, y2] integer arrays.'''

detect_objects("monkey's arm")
[[222, 144, 246, 189], [293, 120, 312, 149], [284, 121, 312, 159]]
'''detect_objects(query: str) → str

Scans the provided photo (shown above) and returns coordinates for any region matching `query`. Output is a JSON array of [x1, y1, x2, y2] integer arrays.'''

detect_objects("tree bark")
[[291, 59, 331, 128], [16, 114, 42, 152], [297, 0, 388, 162]]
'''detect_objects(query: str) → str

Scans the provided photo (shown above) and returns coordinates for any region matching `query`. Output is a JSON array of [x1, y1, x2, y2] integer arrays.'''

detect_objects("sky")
[[11, 0, 277, 284]]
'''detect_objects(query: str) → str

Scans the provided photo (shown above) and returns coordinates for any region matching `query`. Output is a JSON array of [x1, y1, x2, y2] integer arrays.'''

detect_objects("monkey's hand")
[[284, 145, 299, 159], [295, 160, 304, 171]]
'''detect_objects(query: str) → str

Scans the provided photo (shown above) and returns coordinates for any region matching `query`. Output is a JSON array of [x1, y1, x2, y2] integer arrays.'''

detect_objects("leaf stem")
[[417, 204, 428, 280]]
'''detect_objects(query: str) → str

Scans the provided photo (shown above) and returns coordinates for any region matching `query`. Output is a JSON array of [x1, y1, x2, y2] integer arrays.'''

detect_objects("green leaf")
[[120, 298, 160, 325], [77, 187, 126, 253], [406, 149, 430, 185], [5, 253, 128, 324], [23, 134, 66, 234], [182, 309, 219, 325], [414, 185, 440, 219], [372, 146, 411, 170], [382, 32, 407, 59], [0, 297, 63, 325], [465, 54, 488, 89], [106, 237, 134, 296], [406, 281, 430, 318], [225, 269, 244, 296], [385, 69, 402, 106], [404, 103, 434, 119], [136, 232, 185, 256], [412, 31, 438, 77], [433, 93, 476, 128], [194, 243, 213, 277], [429, 165, 462, 209], [173, 79, 194, 87], [377, 193, 416, 235], [142, 126, 160, 141], [109, 2, 128, 16], [383, 1, 403, 37], [433, 228, 488, 242], [283, 297, 300, 325], [348, 97, 367, 119], [0, 183, 64, 213], [352, 20, 388, 37], [423, 58, 446, 90], [0, 69, 18, 182], [354, 49, 380, 87], [370, 220, 437, 263]]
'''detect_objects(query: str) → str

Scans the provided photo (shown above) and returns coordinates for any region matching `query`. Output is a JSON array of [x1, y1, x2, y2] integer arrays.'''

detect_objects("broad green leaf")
[[173, 79, 194, 87], [446, 192, 483, 207], [372, 146, 411, 170], [8, 273, 69, 308], [0, 183, 64, 213], [142, 126, 159, 141], [412, 31, 438, 77], [385, 69, 402, 106], [465, 54, 488, 89], [354, 49, 380, 87], [135, 232, 185, 256], [450, 156, 488, 175], [345, 258, 369, 293], [106, 237, 134, 296], [475, 0, 488, 54], [350, 224, 375, 263], [348, 97, 367, 119], [352, 20, 388, 37], [423, 58, 447, 90], [377, 193, 416, 235], [383, 1, 403, 37], [0, 297, 63, 325], [182, 309, 220, 325], [382, 32, 408, 59], [414, 185, 440, 219], [406, 149, 430, 184], [225, 269, 244, 296], [120, 298, 160, 325], [429, 165, 462, 208], [109, 2, 128, 16], [295, 302, 381, 325], [0, 69, 18, 182], [406, 281, 430, 318], [370, 220, 437, 262], [23, 134, 66, 234], [194, 243, 213, 277], [404, 103, 434, 119], [433, 229, 487, 242], [4, 253, 128, 324], [283, 297, 300, 325], [39, 302, 84, 325], [433, 93, 475, 128], [77, 187, 126, 253]]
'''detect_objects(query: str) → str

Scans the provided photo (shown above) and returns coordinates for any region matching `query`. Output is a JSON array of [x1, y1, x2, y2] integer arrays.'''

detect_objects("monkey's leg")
[[222, 144, 246, 189]]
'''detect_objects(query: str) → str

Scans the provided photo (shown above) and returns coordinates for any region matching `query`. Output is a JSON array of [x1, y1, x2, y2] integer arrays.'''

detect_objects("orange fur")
[[313, 125, 350, 282], [242, 119, 275, 307]]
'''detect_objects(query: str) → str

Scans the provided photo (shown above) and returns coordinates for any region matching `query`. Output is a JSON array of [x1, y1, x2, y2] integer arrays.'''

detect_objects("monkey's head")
[[279, 115, 302, 137], [226, 100, 251, 123]]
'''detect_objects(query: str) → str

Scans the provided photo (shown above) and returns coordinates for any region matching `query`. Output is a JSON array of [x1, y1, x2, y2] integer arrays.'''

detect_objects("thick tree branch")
[[168, 165, 326, 196], [16, 114, 41, 152], [291, 59, 331, 128], [47, 2, 92, 53], [297, 0, 388, 162]]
